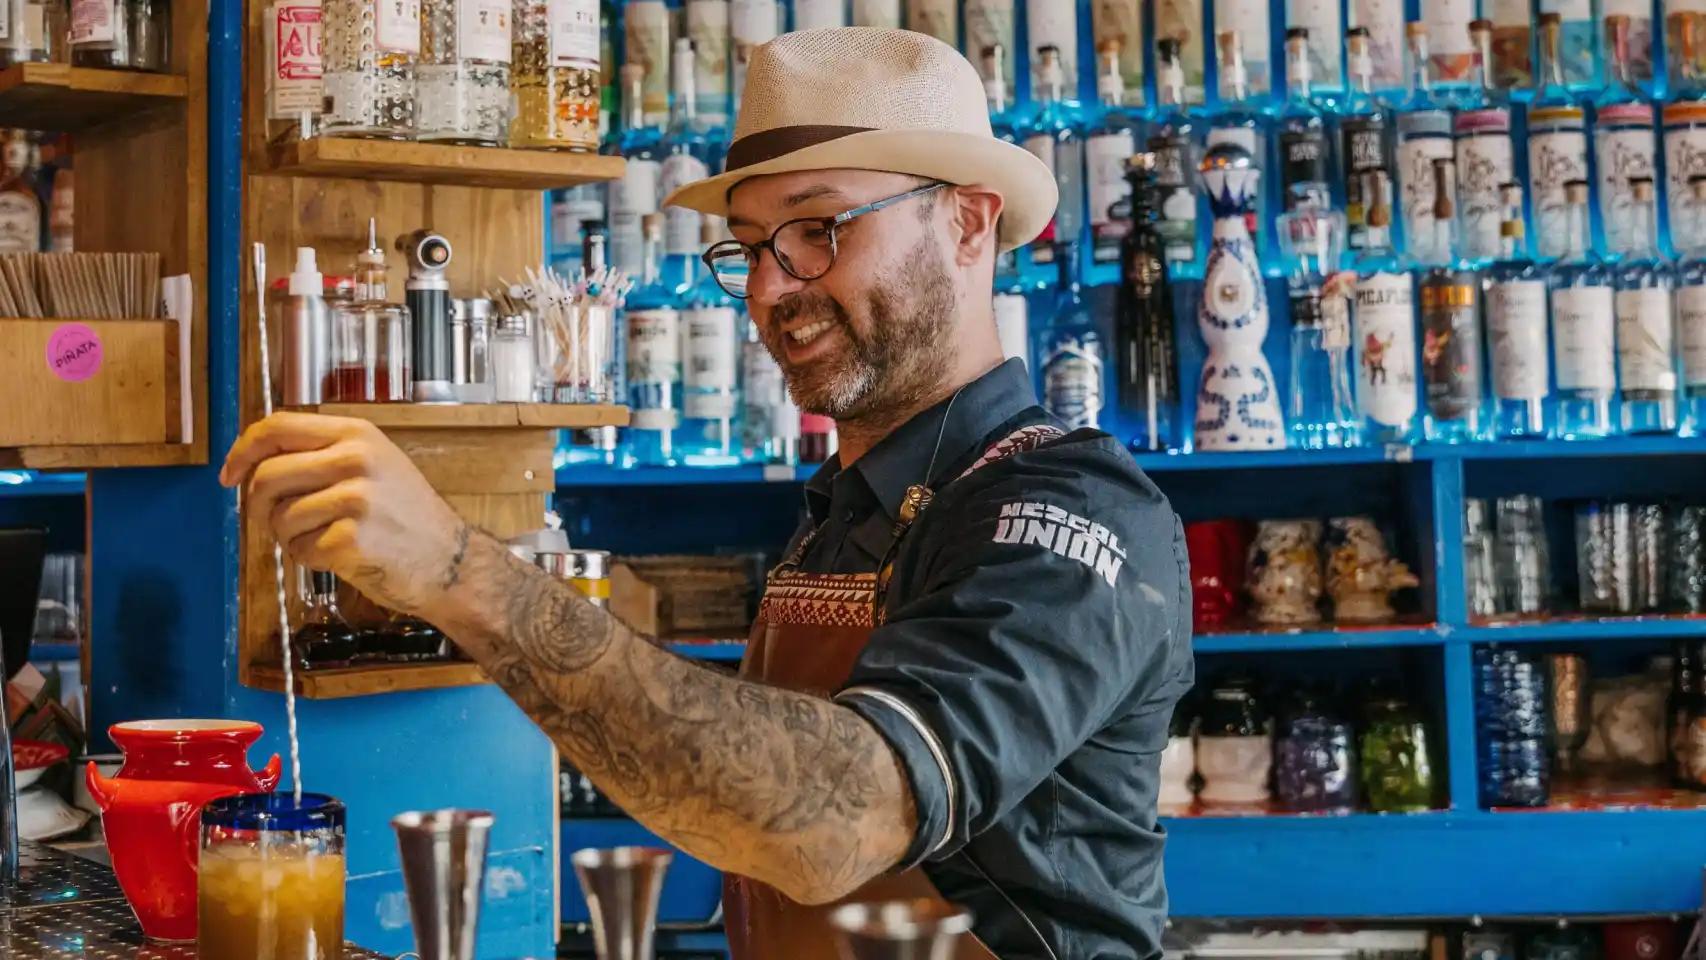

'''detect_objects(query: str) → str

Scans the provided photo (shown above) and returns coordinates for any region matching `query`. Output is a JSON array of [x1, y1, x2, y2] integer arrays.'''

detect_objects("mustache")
[[769, 292, 852, 331]]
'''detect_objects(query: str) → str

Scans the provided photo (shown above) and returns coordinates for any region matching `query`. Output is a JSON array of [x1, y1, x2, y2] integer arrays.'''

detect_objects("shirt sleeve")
[[834, 441, 1191, 867]]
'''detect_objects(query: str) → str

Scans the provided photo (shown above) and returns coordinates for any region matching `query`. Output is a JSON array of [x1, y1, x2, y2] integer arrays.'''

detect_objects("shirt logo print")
[[992, 500, 1128, 587]]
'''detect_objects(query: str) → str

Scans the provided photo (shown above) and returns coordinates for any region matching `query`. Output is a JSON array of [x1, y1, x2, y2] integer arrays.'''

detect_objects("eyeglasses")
[[701, 181, 949, 299]]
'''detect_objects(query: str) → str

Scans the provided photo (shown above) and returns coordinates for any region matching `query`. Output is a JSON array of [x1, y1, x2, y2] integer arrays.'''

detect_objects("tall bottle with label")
[[1549, 180, 1618, 438], [793, 0, 846, 30], [1282, 204, 1358, 448], [984, 44, 1025, 282], [1353, 171, 1421, 443], [1342, 28, 1394, 254], [1673, 174, 1706, 433], [1664, 100, 1706, 258], [321, 0, 418, 137], [1117, 155, 1181, 452], [609, 63, 661, 278], [1155, 0, 1206, 103], [1353, 0, 1407, 93], [1026, 0, 1080, 98], [1610, 0, 1655, 92], [1210, 31, 1269, 259], [1287, 0, 1345, 99], [1088, 41, 1141, 266], [907, 0, 956, 46], [680, 218, 740, 467], [1419, 157, 1488, 442], [1453, 108, 1515, 265], [730, 0, 778, 112], [660, 38, 712, 264], [1468, 18, 1498, 105], [1530, 16, 1593, 262], [623, 213, 680, 467], [1094, 0, 1145, 105], [1489, 0, 1535, 90], [1596, 15, 1658, 261], [685, 0, 730, 135], [1540, 0, 1602, 90], [1615, 177, 1680, 433], [1023, 46, 1085, 273], [1279, 28, 1330, 212], [1213, 0, 1272, 101], [1485, 183, 1554, 438], [1668, 9, 1703, 98], [964, 0, 1015, 93], [1397, 23, 1454, 262], [741, 319, 799, 465], [623, 0, 670, 128], [1037, 243, 1105, 430], [1151, 38, 1202, 277], [1424, 0, 1479, 102]]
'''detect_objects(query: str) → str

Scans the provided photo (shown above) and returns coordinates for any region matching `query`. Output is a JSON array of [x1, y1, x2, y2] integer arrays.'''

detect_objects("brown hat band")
[[724, 124, 876, 171]]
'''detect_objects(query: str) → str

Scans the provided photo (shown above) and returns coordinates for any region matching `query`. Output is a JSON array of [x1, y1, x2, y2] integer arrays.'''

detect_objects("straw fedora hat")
[[663, 27, 1058, 253]]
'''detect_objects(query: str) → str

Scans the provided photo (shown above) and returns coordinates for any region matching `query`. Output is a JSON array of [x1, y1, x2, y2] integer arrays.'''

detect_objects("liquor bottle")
[[793, 0, 847, 30], [417, 0, 513, 146], [680, 218, 740, 467], [1342, 28, 1394, 254], [1209, 31, 1268, 256], [1088, 41, 1141, 266], [1614, 176, 1680, 434], [1022, 46, 1085, 271], [1117, 155, 1181, 452], [685, 0, 731, 135], [1027, 0, 1080, 96], [1541, 0, 1602, 91], [321, 0, 418, 138], [1489, 0, 1536, 90], [1424, 0, 1479, 101], [1037, 243, 1105, 429], [1353, 171, 1421, 443], [1611, 0, 1656, 92], [1281, 203, 1358, 448], [965, 0, 1016, 93], [907, 0, 957, 47], [0, 131, 41, 254], [1419, 157, 1488, 442], [624, 0, 670, 128], [983, 43, 1024, 281], [1396, 23, 1454, 262], [608, 63, 661, 278], [1550, 180, 1617, 438], [1530, 15, 1592, 262], [1279, 28, 1330, 213], [740, 319, 799, 464], [1468, 18, 1497, 105], [1595, 15, 1658, 261], [1673, 173, 1706, 432], [1665, 42, 1706, 254], [511, 0, 602, 150], [1287, 0, 1345, 99], [1150, 38, 1202, 276], [994, 287, 1029, 363], [730, 0, 778, 110], [1213, 0, 1272, 101], [623, 213, 681, 467], [1453, 107, 1515, 265], [1485, 183, 1554, 438], [287, 570, 359, 670], [1669, 9, 1704, 98], [659, 39, 713, 265], [1352, 0, 1407, 92], [851, 0, 899, 29], [1093, 0, 1145, 105], [1155, 0, 1206, 103]]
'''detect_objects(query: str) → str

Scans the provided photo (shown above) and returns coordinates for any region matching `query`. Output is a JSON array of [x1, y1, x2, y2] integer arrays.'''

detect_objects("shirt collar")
[[803, 359, 1038, 523]]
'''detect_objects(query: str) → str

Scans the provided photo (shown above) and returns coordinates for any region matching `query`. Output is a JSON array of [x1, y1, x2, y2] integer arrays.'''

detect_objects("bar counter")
[[0, 841, 388, 960]]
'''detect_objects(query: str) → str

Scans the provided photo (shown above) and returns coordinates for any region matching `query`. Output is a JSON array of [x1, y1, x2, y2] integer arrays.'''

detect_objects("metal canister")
[[568, 550, 611, 608], [533, 552, 570, 578]]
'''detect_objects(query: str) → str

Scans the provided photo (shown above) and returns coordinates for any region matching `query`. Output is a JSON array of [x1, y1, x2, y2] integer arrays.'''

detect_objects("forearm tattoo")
[[441, 533, 914, 903]]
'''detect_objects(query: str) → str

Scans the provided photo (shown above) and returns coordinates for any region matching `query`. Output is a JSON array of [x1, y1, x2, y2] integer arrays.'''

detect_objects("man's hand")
[[219, 412, 470, 619]]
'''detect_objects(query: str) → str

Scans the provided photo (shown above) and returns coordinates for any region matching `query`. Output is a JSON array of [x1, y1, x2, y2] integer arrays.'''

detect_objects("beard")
[[761, 235, 957, 423]]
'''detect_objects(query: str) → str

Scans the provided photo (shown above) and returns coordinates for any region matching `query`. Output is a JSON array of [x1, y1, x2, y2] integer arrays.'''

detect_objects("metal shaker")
[[572, 846, 673, 960], [391, 808, 494, 960], [829, 899, 976, 960]]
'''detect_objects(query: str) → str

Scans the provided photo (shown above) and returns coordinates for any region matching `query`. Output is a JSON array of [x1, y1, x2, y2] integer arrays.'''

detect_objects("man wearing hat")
[[224, 27, 1192, 959]]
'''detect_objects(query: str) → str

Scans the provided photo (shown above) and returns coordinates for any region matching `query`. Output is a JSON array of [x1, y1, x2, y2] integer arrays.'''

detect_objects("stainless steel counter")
[[0, 840, 389, 959]]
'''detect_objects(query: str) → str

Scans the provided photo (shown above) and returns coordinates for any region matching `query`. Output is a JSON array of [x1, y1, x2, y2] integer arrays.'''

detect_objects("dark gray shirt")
[[792, 360, 1194, 960]]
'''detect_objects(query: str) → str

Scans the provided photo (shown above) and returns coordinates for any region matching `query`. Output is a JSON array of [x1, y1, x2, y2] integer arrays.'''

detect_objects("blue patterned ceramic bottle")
[[1194, 143, 1285, 450]]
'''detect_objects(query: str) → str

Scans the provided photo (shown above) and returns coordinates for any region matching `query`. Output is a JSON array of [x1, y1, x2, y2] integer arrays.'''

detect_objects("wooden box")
[[0, 318, 180, 447], [610, 556, 758, 640]]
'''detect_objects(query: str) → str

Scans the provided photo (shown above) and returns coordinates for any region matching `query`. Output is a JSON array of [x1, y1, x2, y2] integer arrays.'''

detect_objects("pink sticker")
[[45, 323, 103, 382]]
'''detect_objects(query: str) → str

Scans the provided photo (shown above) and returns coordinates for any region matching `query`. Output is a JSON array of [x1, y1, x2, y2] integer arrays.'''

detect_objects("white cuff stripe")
[[836, 686, 957, 857]]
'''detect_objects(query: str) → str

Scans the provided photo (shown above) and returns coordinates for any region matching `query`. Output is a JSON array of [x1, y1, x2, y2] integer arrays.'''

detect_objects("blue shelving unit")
[[0, 471, 86, 497]]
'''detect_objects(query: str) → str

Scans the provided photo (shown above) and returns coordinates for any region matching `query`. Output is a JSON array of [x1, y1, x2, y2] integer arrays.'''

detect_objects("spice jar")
[[1358, 688, 1435, 812], [321, 0, 418, 138], [568, 549, 611, 608], [417, 0, 511, 145], [511, 0, 601, 150], [1273, 688, 1356, 814], [1195, 675, 1273, 806], [70, 0, 170, 71], [492, 313, 536, 402]]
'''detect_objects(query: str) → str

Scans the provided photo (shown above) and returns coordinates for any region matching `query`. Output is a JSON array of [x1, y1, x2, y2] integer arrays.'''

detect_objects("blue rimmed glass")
[[199, 792, 346, 959]]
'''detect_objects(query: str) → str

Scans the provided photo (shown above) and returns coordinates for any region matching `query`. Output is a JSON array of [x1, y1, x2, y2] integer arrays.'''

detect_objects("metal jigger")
[[571, 846, 673, 960], [829, 899, 975, 960], [391, 809, 495, 960]]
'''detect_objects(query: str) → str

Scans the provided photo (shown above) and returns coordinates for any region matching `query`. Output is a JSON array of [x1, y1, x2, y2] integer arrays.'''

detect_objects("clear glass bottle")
[[1341, 28, 1393, 255], [1209, 30, 1270, 261], [1596, 15, 1657, 261], [1677, 174, 1706, 433], [740, 318, 799, 465], [1156, 0, 1207, 104], [659, 37, 712, 264], [1485, 183, 1554, 439], [623, 0, 669, 128], [512, 0, 601, 150], [1287, 0, 1344, 103], [622, 213, 680, 467], [1528, 29, 1591, 264], [1036, 242, 1104, 429], [1149, 37, 1202, 277], [325, 222, 411, 402], [263, 0, 324, 141], [1489, 0, 1536, 91], [1424, 0, 1479, 104], [1022, 45, 1085, 273], [1541, 0, 1602, 90], [70, 0, 170, 71], [1088, 40, 1140, 265], [1453, 107, 1515, 266], [416, 0, 510, 144], [1212, 0, 1271, 103], [1419, 157, 1488, 442], [906, 0, 955, 46], [1, 0, 56, 67], [1615, 176, 1680, 433], [984, 43, 1024, 281], [685, 0, 730, 136], [321, 0, 418, 138], [729, 0, 777, 111], [1665, 100, 1706, 259], [1467, 18, 1496, 107], [794, 0, 846, 30], [1094, 0, 1147, 106], [964, 0, 1014, 95], [1354, 0, 1408, 93], [607, 62, 661, 277], [1282, 205, 1358, 448], [1279, 28, 1330, 213], [1353, 171, 1421, 443], [1670, 9, 1704, 98], [1549, 179, 1618, 438], [680, 218, 739, 467], [1396, 23, 1454, 264], [1615, 0, 1657, 93], [1117, 155, 1181, 452]]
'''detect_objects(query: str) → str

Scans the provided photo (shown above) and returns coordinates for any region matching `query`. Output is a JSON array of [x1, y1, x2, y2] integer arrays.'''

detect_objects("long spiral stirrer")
[[250, 242, 304, 808]]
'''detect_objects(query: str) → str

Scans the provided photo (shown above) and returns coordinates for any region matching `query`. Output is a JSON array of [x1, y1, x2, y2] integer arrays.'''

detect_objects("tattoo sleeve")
[[433, 531, 918, 905]]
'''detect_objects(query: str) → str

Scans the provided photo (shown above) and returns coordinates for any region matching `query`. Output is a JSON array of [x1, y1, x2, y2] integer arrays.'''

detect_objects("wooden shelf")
[[248, 661, 489, 699], [0, 63, 187, 130], [0, 442, 201, 470], [294, 402, 629, 429], [263, 137, 625, 189]]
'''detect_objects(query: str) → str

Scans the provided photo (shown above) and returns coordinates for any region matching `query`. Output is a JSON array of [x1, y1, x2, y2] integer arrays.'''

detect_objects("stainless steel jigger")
[[829, 899, 976, 960], [391, 809, 495, 960], [571, 846, 673, 960]]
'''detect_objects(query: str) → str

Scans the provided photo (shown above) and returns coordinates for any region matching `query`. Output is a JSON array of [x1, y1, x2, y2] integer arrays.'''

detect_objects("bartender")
[[223, 27, 1193, 960]]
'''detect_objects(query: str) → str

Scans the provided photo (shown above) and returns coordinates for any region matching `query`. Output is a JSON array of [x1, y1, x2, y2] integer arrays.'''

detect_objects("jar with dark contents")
[[1195, 675, 1273, 806], [1672, 638, 1706, 789], [1273, 688, 1357, 814], [1358, 687, 1436, 812]]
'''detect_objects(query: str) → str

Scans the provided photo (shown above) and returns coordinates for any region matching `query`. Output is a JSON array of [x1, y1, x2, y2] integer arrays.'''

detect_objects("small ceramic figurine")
[[1324, 515, 1419, 623], [1246, 519, 1324, 625]]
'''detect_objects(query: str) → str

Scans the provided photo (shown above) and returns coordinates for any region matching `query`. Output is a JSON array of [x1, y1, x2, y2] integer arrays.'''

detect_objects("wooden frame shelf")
[[294, 402, 629, 429], [248, 662, 489, 699], [263, 137, 625, 189], [0, 63, 186, 130]]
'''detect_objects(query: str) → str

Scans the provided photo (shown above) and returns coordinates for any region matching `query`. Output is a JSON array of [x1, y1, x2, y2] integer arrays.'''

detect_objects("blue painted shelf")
[[0, 472, 85, 497], [1452, 618, 1706, 643], [1193, 625, 1442, 652], [665, 640, 747, 662]]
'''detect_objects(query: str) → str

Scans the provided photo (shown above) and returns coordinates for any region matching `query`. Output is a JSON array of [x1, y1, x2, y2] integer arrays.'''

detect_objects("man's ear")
[[948, 186, 1005, 268]]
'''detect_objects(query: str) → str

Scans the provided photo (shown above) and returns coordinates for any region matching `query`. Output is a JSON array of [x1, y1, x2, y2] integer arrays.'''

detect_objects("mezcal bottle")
[[1549, 179, 1619, 438], [1676, 174, 1706, 433], [1283, 204, 1359, 448], [623, 213, 681, 467], [1485, 183, 1554, 439], [1117, 155, 1181, 452], [1419, 157, 1489, 442], [1353, 171, 1421, 443], [1397, 23, 1454, 263], [1150, 38, 1203, 276], [1342, 28, 1395, 254], [1279, 28, 1331, 213], [1595, 14, 1658, 260], [1614, 176, 1680, 434]]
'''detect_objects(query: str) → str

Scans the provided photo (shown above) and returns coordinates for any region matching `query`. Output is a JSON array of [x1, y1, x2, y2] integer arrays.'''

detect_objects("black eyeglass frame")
[[700, 180, 951, 299]]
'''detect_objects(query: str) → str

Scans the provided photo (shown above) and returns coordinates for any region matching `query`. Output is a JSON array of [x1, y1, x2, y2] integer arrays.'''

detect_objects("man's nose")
[[745, 246, 808, 307]]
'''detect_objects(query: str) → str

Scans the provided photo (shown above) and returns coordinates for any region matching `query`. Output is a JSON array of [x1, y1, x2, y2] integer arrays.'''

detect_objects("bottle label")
[[1354, 272, 1418, 427], [1487, 279, 1550, 400], [548, 0, 599, 67], [1026, 0, 1080, 83], [1149, 133, 1199, 263], [0, 191, 40, 254], [1666, 124, 1706, 255], [1154, 0, 1205, 101], [627, 308, 681, 392], [1529, 130, 1590, 260], [1281, 129, 1329, 197], [1679, 284, 1706, 387], [852, 0, 901, 28], [906, 0, 957, 45], [455, 0, 511, 63], [624, 1, 670, 121], [1087, 130, 1136, 235], [1212, 0, 1270, 94], [688, 0, 730, 117], [684, 307, 738, 418], [1397, 133, 1454, 263], [268, 1, 324, 121], [993, 292, 1028, 363], [1616, 287, 1679, 392], [1454, 131, 1514, 262], [1352, 0, 1405, 89], [375, 0, 422, 55], [1286, 0, 1343, 86], [661, 154, 710, 256], [1092, 0, 1145, 97], [1596, 126, 1657, 257], [1342, 117, 1388, 248], [1043, 334, 1104, 430], [963, 0, 1014, 87], [1420, 274, 1483, 420], [1424, 0, 1475, 80], [1552, 284, 1616, 390], [794, 0, 848, 29], [70, 0, 114, 45]]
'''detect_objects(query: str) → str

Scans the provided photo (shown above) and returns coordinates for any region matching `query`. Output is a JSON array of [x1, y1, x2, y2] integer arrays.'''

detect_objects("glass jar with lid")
[[324, 300, 412, 402], [1273, 687, 1356, 814], [417, 0, 511, 144], [511, 0, 601, 150], [321, 0, 419, 138], [1195, 675, 1273, 806], [70, 0, 169, 71], [1358, 685, 1436, 812]]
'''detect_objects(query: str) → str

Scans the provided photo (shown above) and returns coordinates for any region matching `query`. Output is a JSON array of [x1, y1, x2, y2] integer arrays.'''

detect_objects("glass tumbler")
[[198, 792, 346, 960], [1464, 498, 1500, 619], [1495, 495, 1551, 616], [1577, 501, 1636, 612]]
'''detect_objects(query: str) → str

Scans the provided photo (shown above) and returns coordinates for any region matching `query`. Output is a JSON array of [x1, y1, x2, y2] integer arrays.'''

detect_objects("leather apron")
[[723, 424, 1063, 960]]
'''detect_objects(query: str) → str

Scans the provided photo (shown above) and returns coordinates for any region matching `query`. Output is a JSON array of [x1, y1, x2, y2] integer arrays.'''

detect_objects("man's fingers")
[[272, 480, 372, 546], [244, 444, 372, 525], [220, 413, 375, 488]]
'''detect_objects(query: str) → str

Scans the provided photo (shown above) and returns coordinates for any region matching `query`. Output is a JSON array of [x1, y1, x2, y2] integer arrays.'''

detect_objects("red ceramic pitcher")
[[85, 719, 281, 942]]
